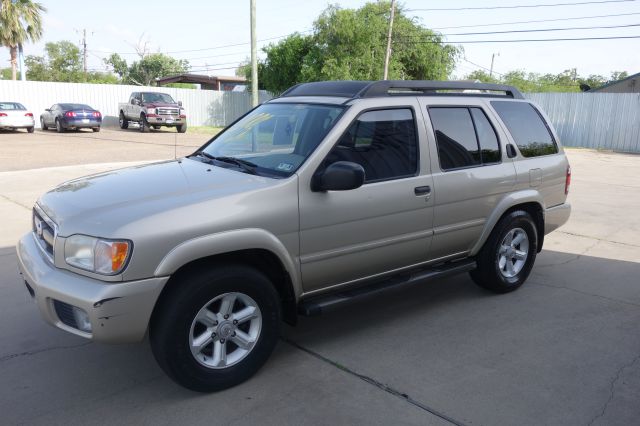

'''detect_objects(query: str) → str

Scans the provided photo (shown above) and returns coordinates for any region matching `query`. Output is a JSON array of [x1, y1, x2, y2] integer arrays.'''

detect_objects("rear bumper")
[[0, 117, 34, 128], [16, 232, 168, 343], [544, 202, 571, 234], [63, 118, 101, 128]]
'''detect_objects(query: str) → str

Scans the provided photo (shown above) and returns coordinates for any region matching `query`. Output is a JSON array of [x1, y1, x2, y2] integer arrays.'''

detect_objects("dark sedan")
[[40, 103, 102, 133]]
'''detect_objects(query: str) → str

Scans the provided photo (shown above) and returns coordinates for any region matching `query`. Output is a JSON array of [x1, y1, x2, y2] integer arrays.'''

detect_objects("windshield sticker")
[[276, 163, 294, 172]]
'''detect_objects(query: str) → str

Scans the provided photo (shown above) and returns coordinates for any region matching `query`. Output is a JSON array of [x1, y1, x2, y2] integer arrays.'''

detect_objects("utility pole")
[[383, 0, 396, 80], [489, 52, 499, 78], [82, 29, 87, 79], [250, 0, 258, 107]]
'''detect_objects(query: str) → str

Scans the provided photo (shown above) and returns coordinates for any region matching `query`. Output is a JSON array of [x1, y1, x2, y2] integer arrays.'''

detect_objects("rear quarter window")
[[491, 101, 558, 157]]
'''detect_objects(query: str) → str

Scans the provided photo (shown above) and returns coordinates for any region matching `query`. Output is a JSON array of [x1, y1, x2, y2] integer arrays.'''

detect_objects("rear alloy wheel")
[[119, 112, 128, 129], [40, 118, 48, 131], [55, 119, 64, 133], [150, 265, 281, 392], [92, 127, 101, 132], [470, 210, 537, 293]]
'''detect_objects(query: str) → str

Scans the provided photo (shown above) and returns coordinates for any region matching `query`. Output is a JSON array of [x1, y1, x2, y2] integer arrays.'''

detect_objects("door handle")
[[414, 186, 431, 196]]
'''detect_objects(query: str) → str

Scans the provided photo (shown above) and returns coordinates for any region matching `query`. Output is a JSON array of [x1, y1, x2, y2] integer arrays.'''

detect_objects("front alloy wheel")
[[189, 292, 262, 369]]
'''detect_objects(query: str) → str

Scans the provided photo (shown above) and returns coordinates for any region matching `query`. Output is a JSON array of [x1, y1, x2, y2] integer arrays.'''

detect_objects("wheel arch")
[[153, 229, 301, 325], [470, 191, 545, 256]]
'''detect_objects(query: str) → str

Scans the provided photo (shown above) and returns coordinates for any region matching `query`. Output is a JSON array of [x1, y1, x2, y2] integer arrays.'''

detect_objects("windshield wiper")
[[213, 156, 258, 174], [191, 151, 258, 175]]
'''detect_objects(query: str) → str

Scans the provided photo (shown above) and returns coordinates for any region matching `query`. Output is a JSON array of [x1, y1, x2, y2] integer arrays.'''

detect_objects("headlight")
[[65, 235, 131, 275]]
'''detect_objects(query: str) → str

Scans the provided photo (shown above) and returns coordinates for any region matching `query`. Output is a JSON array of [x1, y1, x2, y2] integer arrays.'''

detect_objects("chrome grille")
[[33, 205, 57, 261], [158, 108, 179, 115]]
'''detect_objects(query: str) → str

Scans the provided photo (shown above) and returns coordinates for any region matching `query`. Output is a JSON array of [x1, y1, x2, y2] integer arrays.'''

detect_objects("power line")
[[393, 34, 640, 44], [444, 22, 640, 36], [430, 12, 640, 30], [407, 0, 636, 12]]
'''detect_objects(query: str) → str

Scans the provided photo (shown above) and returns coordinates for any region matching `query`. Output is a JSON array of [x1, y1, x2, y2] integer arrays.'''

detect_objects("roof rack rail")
[[279, 80, 524, 100], [358, 80, 524, 99]]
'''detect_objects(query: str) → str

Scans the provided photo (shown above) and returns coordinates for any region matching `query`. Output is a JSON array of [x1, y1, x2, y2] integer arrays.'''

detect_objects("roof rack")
[[280, 80, 524, 100]]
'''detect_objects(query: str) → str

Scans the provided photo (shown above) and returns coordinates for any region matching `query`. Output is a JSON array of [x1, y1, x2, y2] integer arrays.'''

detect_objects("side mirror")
[[45, 108, 50, 112], [311, 161, 365, 192], [178, 100, 183, 107], [130, 99, 135, 105]]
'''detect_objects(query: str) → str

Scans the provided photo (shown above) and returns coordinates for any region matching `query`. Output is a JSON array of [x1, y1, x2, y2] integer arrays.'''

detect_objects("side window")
[[325, 108, 418, 183], [429, 108, 480, 170], [491, 101, 558, 157], [470, 108, 500, 164]]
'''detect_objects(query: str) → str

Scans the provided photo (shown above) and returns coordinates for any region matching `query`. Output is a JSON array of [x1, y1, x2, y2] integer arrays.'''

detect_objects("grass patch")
[[188, 126, 224, 135]]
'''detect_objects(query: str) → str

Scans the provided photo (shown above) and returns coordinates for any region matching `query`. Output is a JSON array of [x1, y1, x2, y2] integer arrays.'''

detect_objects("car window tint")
[[491, 101, 558, 157], [325, 108, 418, 183], [429, 108, 480, 170], [470, 108, 501, 164]]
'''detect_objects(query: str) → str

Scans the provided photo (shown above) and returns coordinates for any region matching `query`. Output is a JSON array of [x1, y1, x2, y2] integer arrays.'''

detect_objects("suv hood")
[[37, 158, 281, 235]]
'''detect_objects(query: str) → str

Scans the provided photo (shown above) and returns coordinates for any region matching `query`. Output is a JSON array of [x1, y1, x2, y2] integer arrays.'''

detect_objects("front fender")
[[154, 228, 302, 299], [469, 190, 544, 256]]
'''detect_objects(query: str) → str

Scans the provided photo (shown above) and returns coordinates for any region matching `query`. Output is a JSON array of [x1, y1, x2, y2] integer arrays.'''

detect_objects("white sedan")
[[0, 102, 35, 133]]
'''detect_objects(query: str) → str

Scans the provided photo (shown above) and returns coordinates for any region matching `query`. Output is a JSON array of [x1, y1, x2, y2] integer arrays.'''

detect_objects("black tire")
[[470, 210, 538, 293], [119, 112, 129, 129], [92, 127, 100, 132], [150, 264, 281, 392], [177, 123, 187, 133], [55, 119, 64, 133], [139, 115, 149, 133], [152, 125, 160, 130], [27, 126, 34, 133], [40, 117, 48, 131]]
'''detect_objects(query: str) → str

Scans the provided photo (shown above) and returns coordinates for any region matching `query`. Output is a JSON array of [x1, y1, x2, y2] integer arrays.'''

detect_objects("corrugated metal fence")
[[0, 80, 273, 127], [2, 81, 639, 152], [526, 92, 640, 153]]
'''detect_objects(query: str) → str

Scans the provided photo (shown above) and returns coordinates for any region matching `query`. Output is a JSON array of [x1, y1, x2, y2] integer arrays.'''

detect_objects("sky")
[[4, 0, 640, 80]]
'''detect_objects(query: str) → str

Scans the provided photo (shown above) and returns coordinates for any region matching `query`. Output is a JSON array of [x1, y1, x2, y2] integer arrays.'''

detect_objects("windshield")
[[142, 93, 175, 103], [0, 102, 26, 110], [198, 103, 344, 178]]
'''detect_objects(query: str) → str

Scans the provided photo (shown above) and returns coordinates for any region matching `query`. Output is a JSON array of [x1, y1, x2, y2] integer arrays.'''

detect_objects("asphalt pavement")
[[0, 134, 638, 425]]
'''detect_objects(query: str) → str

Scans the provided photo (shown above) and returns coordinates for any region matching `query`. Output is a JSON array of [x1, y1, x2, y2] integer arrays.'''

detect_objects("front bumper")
[[147, 115, 185, 126], [544, 202, 571, 234], [16, 232, 169, 343], [0, 117, 34, 128]]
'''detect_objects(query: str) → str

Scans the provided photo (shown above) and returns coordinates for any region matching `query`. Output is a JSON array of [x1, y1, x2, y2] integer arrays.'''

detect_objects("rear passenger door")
[[419, 98, 517, 260]]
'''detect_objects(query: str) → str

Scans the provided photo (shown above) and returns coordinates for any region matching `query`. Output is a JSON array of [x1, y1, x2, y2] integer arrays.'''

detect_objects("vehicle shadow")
[[1, 246, 639, 424]]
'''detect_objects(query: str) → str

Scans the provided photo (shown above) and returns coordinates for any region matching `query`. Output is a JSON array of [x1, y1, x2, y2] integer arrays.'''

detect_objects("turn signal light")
[[565, 165, 571, 195]]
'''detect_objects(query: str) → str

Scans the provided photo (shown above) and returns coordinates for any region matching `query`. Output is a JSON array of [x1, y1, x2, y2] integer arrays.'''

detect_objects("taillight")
[[0, 113, 7, 117], [565, 164, 571, 195], [65, 111, 76, 118], [92, 111, 101, 117], [25, 113, 33, 117]]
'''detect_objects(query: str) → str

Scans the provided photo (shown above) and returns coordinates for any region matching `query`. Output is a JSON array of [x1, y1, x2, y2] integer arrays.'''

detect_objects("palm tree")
[[0, 0, 46, 80]]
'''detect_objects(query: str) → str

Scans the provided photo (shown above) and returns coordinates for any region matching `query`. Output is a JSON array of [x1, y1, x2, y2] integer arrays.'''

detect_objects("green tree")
[[0, 0, 45, 80], [105, 52, 189, 86], [610, 71, 629, 82], [0, 66, 10, 79], [250, 2, 459, 94], [25, 40, 82, 81]]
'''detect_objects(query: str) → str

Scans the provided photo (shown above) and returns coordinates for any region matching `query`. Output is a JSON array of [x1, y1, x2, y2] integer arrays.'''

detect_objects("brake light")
[[65, 111, 76, 117], [25, 113, 33, 117], [565, 164, 571, 195], [92, 111, 101, 117], [0, 113, 7, 117]]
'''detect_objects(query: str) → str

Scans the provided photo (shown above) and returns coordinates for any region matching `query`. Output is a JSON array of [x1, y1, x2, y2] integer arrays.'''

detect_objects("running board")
[[298, 259, 477, 316]]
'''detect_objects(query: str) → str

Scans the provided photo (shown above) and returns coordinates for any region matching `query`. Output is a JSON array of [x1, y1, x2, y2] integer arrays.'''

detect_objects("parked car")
[[118, 91, 187, 133], [17, 80, 571, 392], [40, 103, 102, 133], [0, 101, 35, 133]]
